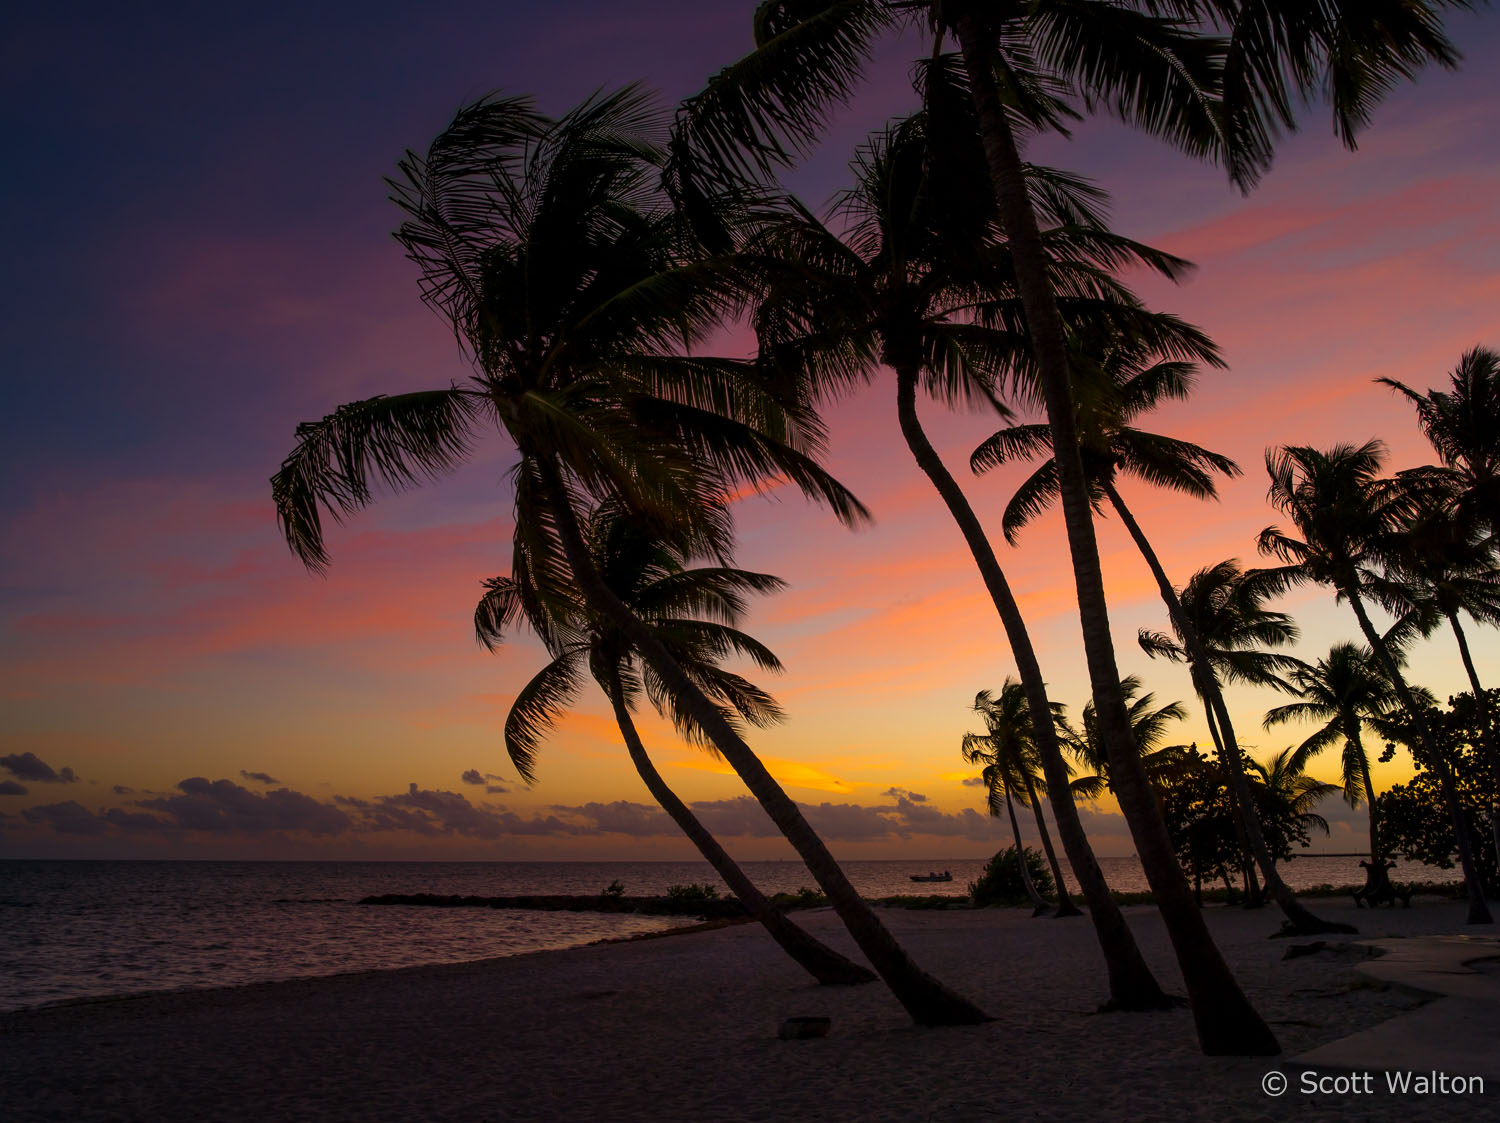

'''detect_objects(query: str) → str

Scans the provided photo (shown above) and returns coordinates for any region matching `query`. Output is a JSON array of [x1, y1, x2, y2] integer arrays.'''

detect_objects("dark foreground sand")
[[1, 897, 1491, 1122]]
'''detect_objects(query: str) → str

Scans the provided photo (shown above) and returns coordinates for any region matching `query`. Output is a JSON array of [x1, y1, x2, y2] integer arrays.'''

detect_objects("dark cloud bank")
[[8, 774, 1014, 847]]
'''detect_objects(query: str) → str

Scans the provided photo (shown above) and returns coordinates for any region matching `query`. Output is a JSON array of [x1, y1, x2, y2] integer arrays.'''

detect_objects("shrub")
[[602, 880, 625, 898], [969, 845, 1053, 907], [665, 883, 720, 902]]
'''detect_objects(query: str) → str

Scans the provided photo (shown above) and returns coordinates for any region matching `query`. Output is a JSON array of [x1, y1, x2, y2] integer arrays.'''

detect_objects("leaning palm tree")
[[1138, 559, 1305, 907], [1377, 503, 1500, 872], [272, 89, 986, 1023], [1380, 346, 1500, 539], [745, 109, 1178, 1006], [476, 502, 875, 985], [974, 332, 1349, 933], [962, 683, 1080, 916], [1263, 644, 1407, 865], [677, 0, 1468, 1057], [1260, 442, 1492, 924]]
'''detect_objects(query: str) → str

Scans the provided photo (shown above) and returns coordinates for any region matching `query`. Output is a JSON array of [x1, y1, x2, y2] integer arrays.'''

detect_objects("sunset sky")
[[4, 2, 1499, 861]]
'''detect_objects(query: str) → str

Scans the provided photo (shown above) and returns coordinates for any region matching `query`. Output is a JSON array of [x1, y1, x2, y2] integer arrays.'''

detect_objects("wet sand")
[[1, 896, 1490, 1121]]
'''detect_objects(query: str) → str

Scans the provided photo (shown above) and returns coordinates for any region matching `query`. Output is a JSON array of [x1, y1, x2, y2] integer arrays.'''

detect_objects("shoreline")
[[4, 896, 1492, 1121]]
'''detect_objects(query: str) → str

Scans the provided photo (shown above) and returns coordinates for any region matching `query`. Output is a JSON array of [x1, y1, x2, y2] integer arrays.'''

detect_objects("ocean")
[[0, 855, 1450, 1013]]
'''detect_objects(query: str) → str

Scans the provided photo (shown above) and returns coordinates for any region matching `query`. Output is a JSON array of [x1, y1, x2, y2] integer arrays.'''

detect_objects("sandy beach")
[[2, 895, 1494, 1121]]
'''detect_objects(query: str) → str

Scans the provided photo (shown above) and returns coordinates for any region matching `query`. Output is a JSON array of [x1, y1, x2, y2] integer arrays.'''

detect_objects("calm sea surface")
[[0, 856, 1450, 1012]]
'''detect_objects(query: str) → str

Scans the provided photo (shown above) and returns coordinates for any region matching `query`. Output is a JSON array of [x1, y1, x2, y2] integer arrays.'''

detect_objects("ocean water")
[[0, 855, 1451, 1013]]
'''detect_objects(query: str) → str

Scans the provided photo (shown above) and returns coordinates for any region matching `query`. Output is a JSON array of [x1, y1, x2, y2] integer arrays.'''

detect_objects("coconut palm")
[[1061, 676, 1190, 799], [1263, 644, 1407, 864], [272, 89, 986, 1023], [745, 110, 1178, 1005], [962, 682, 1080, 916], [1380, 346, 1500, 539], [1138, 559, 1305, 906], [1243, 749, 1339, 881], [963, 686, 1052, 914], [1378, 503, 1500, 872], [973, 333, 1349, 933], [1260, 442, 1493, 924], [678, 0, 1468, 1057], [476, 502, 875, 985]]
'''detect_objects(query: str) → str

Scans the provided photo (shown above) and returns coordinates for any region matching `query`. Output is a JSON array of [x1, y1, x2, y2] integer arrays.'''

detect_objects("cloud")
[[1, 752, 79, 783], [961, 776, 986, 787], [460, 769, 484, 785], [883, 786, 927, 802], [485, 784, 509, 794], [0, 780, 28, 796], [22, 801, 108, 835], [239, 770, 280, 786], [138, 777, 352, 836], [112, 785, 135, 795]]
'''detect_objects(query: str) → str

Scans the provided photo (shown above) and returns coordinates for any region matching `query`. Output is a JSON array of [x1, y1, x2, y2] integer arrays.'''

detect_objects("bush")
[[602, 880, 625, 898], [665, 883, 720, 902], [969, 846, 1053, 907]]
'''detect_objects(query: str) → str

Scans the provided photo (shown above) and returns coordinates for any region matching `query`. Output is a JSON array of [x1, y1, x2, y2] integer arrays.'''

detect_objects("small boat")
[[909, 871, 952, 883]]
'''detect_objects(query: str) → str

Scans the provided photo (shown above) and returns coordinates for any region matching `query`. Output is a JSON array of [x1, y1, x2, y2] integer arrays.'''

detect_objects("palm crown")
[[970, 327, 1237, 543], [477, 501, 788, 782], [273, 86, 866, 583]]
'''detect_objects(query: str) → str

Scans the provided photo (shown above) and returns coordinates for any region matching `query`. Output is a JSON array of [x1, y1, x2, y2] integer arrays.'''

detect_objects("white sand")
[[1, 896, 1490, 1121]]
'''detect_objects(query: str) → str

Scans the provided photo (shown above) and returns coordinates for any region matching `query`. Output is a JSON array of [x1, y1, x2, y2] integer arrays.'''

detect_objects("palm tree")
[[1061, 676, 1190, 800], [973, 333, 1349, 933], [1245, 749, 1340, 877], [1380, 346, 1500, 539], [271, 89, 986, 1023], [1378, 504, 1500, 872], [962, 683, 1080, 916], [1263, 644, 1407, 865], [677, 0, 1468, 1058], [745, 112, 1175, 1006], [476, 502, 875, 985], [1260, 442, 1492, 924], [1138, 559, 1305, 907]]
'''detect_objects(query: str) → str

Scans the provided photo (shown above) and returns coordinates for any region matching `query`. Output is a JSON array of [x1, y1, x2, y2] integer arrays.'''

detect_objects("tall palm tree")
[[746, 111, 1176, 1006], [1378, 504, 1500, 872], [476, 502, 875, 985], [1263, 644, 1407, 865], [1138, 559, 1304, 906], [1260, 442, 1493, 924], [1380, 346, 1500, 539], [962, 683, 1080, 916], [677, 0, 1468, 1058], [973, 333, 1349, 933], [272, 89, 986, 1023]]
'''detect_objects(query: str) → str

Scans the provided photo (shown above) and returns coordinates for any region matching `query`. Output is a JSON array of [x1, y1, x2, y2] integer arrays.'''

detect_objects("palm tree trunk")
[[534, 457, 988, 1024], [604, 668, 876, 986], [1022, 771, 1082, 917], [1104, 483, 1348, 933], [956, 16, 1278, 1055], [1446, 611, 1500, 877], [1201, 703, 1263, 908], [1004, 787, 1049, 914], [1343, 585, 1492, 923], [1353, 737, 1380, 865], [894, 364, 1169, 1009]]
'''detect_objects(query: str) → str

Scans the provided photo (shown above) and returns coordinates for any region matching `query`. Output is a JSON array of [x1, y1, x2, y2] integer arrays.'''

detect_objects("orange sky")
[[3, 5, 1499, 861]]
